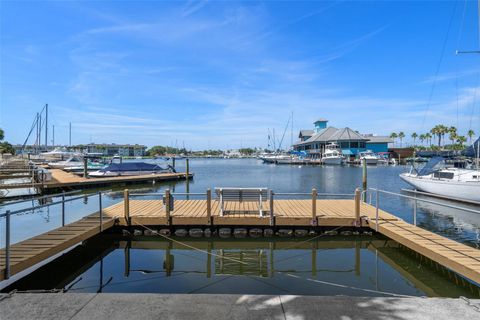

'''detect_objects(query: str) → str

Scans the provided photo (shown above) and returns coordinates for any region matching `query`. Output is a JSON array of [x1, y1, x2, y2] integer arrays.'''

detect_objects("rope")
[[133, 222, 249, 265], [283, 273, 417, 298]]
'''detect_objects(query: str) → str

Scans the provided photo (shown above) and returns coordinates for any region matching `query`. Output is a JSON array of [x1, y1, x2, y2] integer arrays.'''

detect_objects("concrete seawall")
[[1, 293, 479, 320]]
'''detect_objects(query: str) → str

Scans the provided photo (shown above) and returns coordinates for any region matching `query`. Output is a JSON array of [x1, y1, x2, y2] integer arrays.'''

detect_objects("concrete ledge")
[[1, 293, 479, 320]]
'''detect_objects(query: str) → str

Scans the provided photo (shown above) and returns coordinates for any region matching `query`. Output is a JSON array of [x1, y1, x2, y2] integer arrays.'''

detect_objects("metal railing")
[[365, 188, 480, 232], [2, 191, 107, 280]]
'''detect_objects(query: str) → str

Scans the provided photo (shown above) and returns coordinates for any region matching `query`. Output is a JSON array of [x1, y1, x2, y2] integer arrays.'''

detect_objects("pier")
[[1, 188, 480, 286]]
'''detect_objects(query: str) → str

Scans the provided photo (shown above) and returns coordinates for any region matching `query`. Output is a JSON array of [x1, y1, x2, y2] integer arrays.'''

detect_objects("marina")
[[2, 1, 480, 318]]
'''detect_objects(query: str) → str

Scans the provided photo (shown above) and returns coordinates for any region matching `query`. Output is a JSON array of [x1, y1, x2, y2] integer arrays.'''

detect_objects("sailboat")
[[400, 155, 480, 202]]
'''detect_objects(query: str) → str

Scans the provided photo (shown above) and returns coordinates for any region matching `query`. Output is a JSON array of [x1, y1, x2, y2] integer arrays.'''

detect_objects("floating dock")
[[1, 194, 480, 285], [0, 169, 193, 191]]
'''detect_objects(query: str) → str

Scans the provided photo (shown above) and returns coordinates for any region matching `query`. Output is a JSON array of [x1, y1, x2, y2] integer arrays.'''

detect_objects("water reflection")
[[3, 235, 479, 298]]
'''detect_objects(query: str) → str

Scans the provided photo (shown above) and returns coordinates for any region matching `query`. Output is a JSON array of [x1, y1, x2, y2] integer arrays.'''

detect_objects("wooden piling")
[[165, 188, 171, 225], [206, 188, 212, 224], [186, 158, 189, 178], [269, 190, 274, 226], [354, 188, 361, 224], [124, 189, 130, 225], [311, 188, 317, 223], [83, 157, 88, 179], [362, 159, 367, 201]]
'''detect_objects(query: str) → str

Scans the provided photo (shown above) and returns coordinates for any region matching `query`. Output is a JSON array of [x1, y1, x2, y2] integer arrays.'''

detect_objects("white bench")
[[215, 188, 269, 217]]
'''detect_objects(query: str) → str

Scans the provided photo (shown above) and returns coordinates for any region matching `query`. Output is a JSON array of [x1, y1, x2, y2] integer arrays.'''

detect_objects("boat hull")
[[89, 170, 169, 177], [321, 157, 343, 165], [400, 173, 480, 202]]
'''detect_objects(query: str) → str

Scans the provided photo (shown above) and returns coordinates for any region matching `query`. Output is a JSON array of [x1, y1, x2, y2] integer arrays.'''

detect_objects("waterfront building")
[[293, 119, 392, 158], [76, 143, 147, 156]]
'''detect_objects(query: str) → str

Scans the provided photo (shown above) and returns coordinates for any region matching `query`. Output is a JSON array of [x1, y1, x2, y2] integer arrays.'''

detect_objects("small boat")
[[400, 157, 480, 202], [63, 162, 106, 172], [321, 143, 344, 165], [89, 162, 176, 177], [48, 157, 83, 169], [41, 147, 81, 161], [358, 150, 379, 165]]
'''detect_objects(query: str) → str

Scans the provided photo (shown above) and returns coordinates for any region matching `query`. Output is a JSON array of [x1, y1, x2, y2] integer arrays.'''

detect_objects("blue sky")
[[1, 0, 479, 149]]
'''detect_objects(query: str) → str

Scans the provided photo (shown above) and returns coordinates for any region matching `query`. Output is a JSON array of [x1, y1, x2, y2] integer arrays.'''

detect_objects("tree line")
[[0, 128, 15, 155], [390, 125, 475, 150]]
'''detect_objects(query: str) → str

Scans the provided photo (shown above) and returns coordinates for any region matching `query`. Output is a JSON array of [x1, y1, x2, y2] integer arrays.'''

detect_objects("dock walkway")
[[1, 195, 480, 285]]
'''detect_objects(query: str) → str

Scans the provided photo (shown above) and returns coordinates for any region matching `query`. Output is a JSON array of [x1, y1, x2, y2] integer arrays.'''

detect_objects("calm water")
[[1, 159, 480, 295], [3, 235, 479, 298]]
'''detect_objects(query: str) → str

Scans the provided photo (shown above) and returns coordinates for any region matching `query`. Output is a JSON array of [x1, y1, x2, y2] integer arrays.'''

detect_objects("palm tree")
[[457, 135, 467, 147], [390, 132, 398, 147], [424, 133, 431, 146], [411, 132, 418, 146], [430, 127, 438, 146], [0, 128, 3, 141], [448, 126, 457, 145], [419, 134, 425, 146], [467, 129, 475, 144], [448, 132, 457, 147], [398, 132, 405, 147]]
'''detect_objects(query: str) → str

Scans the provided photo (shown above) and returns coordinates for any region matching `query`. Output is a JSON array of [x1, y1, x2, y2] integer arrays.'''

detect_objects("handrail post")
[[311, 188, 317, 224], [124, 189, 130, 226], [206, 188, 211, 224], [269, 190, 274, 226], [375, 188, 379, 232], [5, 210, 10, 279], [99, 192, 103, 232], [354, 188, 361, 226], [165, 188, 171, 225], [61, 192, 66, 227]]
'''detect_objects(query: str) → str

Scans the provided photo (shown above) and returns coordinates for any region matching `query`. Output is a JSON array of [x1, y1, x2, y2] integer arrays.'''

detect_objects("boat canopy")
[[464, 137, 480, 158], [99, 162, 164, 172], [417, 156, 445, 176]]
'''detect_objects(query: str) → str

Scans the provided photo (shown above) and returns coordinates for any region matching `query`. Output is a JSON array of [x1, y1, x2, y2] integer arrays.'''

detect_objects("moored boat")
[[321, 143, 344, 165], [358, 150, 379, 165], [89, 162, 176, 177], [400, 157, 480, 202]]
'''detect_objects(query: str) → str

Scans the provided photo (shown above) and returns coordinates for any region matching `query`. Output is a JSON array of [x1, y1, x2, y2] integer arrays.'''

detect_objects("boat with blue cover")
[[89, 162, 176, 177]]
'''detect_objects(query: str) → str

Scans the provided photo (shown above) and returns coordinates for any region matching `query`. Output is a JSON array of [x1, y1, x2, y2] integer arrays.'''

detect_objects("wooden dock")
[[0, 213, 115, 281], [0, 169, 192, 191], [1, 195, 480, 286]]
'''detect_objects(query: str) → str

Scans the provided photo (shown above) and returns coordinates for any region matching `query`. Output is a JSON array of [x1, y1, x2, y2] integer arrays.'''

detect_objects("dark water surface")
[[1, 159, 480, 295]]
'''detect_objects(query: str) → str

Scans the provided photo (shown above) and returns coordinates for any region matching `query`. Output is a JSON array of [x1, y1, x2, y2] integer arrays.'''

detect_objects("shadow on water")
[[3, 234, 480, 298]]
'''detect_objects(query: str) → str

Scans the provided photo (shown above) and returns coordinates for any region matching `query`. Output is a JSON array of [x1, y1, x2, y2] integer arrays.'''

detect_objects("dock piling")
[[362, 159, 367, 201], [124, 189, 130, 225], [206, 188, 212, 224], [186, 158, 189, 179], [83, 158, 88, 179], [312, 188, 317, 223], [269, 190, 274, 226], [165, 189, 171, 225], [4, 210, 10, 279], [354, 188, 361, 225]]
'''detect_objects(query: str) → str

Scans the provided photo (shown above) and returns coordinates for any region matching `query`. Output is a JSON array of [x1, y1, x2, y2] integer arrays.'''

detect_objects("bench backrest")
[[215, 188, 268, 202]]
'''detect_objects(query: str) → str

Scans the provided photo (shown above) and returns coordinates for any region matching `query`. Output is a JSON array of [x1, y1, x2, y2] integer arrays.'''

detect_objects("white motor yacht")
[[321, 143, 344, 165], [41, 147, 81, 161], [358, 150, 379, 165]]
